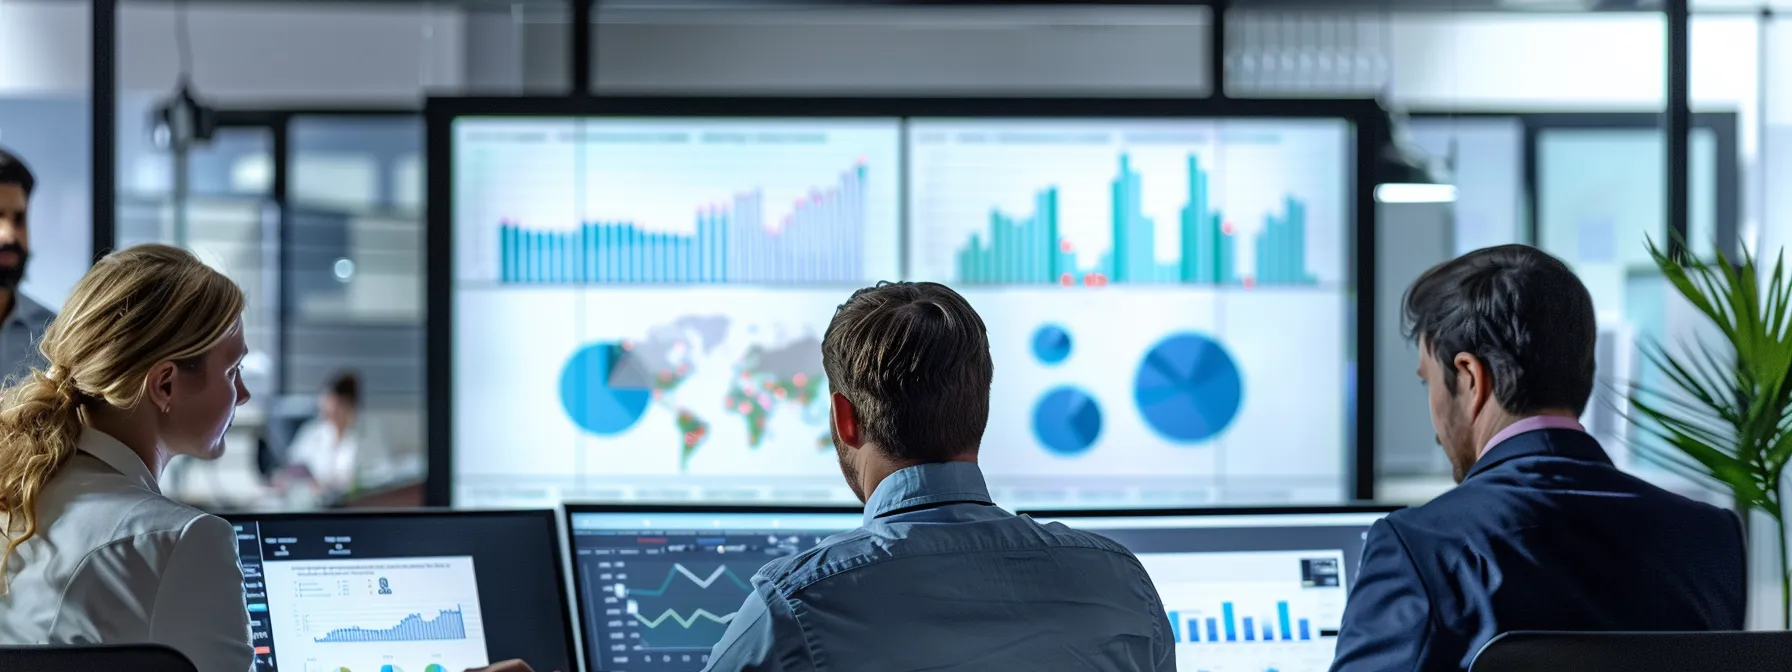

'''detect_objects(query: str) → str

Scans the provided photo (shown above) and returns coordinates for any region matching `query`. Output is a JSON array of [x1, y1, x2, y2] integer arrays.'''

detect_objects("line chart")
[[630, 608, 737, 629]]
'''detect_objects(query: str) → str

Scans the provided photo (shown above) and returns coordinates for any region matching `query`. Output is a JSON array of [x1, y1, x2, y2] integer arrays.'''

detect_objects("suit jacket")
[[1330, 428, 1747, 672]]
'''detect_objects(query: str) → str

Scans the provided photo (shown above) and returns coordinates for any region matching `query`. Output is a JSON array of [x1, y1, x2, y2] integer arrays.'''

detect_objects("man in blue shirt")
[[702, 281, 1176, 672], [0, 148, 54, 384], [1330, 245, 1745, 672]]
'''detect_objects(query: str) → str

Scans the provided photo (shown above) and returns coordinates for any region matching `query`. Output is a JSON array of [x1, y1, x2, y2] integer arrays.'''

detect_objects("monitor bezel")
[[426, 95, 1391, 508], [1017, 504, 1403, 520], [563, 502, 865, 538], [220, 507, 579, 672]]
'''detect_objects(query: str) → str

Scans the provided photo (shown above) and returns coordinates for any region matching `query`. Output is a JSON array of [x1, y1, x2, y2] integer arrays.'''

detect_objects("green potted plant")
[[1627, 238, 1792, 627]]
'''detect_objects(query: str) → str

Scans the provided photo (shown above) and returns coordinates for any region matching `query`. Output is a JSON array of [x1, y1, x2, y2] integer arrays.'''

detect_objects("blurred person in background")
[[280, 370, 395, 498], [0, 148, 56, 384], [0, 244, 254, 672]]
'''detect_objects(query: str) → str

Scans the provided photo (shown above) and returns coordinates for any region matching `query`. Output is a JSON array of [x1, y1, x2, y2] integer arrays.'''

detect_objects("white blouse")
[[0, 428, 253, 672]]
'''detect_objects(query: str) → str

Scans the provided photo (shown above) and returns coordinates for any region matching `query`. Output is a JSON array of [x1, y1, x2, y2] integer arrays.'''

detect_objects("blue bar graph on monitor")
[[1223, 603, 1237, 641], [1278, 601, 1293, 641], [1299, 619, 1311, 640], [1243, 617, 1255, 642], [1206, 618, 1218, 643], [1188, 618, 1200, 643], [1169, 611, 1181, 643]]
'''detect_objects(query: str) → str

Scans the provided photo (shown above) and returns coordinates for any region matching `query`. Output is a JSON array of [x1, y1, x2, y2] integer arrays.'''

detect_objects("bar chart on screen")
[[264, 557, 492, 672], [906, 119, 1348, 289], [1137, 550, 1350, 672], [453, 117, 903, 285], [495, 164, 868, 284]]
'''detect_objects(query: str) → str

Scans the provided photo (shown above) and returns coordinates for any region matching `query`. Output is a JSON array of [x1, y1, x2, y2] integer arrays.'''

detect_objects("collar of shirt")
[[1479, 414, 1587, 458], [6, 293, 52, 330], [77, 426, 161, 495], [862, 461, 995, 525]]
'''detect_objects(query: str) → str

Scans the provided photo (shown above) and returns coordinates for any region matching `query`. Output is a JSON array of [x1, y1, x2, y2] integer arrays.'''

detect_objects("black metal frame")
[[217, 507, 581, 671], [1016, 503, 1402, 518], [206, 107, 420, 397], [564, 502, 865, 518], [1522, 112, 1739, 258], [1406, 110, 1741, 258], [423, 94, 1388, 507]]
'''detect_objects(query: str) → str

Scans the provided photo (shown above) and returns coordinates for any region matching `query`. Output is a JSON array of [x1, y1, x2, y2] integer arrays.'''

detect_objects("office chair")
[[1470, 631, 1792, 672], [0, 643, 198, 672]]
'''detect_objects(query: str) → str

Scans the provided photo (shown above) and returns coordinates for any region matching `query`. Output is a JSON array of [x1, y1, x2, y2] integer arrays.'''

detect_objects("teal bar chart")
[[951, 154, 1313, 287]]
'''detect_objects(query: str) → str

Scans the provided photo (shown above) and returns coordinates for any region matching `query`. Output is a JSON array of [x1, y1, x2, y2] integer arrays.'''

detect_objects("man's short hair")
[[0, 148, 34, 197], [325, 370, 361, 408], [1402, 244, 1597, 415], [822, 281, 992, 462]]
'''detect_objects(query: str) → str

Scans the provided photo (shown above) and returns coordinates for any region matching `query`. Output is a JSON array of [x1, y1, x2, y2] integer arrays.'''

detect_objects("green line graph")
[[631, 607, 737, 629], [628, 563, 752, 597]]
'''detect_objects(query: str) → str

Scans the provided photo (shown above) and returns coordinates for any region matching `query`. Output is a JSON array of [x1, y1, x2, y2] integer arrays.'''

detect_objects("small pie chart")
[[1134, 333, 1243, 442], [560, 342, 653, 435], [1032, 324, 1073, 365], [1033, 387, 1102, 457]]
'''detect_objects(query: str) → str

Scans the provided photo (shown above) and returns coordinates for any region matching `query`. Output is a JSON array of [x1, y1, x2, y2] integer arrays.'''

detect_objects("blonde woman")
[[0, 244, 254, 672]]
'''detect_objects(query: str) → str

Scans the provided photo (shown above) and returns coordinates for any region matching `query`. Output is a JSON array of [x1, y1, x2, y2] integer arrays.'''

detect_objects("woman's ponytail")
[[0, 367, 88, 592]]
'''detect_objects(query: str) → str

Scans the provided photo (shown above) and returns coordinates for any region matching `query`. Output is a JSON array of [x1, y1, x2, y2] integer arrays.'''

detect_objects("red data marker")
[[1243, 276, 1257, 290], [1060, 273, 1075, 287], [1059, 239, 1074, 253]]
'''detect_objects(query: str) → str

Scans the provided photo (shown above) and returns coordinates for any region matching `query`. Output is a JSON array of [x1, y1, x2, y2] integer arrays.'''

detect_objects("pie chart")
[[1032, 324, 1073, 365], [1134, 333, 1243, 442], [559, 342, 653, 435], [1033, 387, 1102, 456]]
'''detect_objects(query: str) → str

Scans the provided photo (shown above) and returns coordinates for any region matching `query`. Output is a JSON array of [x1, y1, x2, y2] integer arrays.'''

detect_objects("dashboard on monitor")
[[445, 110, 1359, 509], [563, 505, 863, 672], [1025, 507, 1398, 672], [227, 510, 576, 672]]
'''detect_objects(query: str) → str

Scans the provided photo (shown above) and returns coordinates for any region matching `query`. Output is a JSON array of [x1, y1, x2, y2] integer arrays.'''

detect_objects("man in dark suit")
[[1330, 244, 1747, 672]]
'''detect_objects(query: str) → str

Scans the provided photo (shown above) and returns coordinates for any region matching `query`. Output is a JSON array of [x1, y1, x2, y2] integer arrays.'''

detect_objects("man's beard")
[[0, 244, 29, 290], [833, 428, 867, 504]]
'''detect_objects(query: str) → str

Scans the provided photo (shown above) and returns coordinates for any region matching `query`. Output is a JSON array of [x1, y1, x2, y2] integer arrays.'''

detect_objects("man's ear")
[[830, 392, 862, 449], [1452, 352, 1493, 415]]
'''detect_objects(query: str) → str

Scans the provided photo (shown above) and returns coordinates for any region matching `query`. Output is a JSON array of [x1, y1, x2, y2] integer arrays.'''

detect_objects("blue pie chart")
[[1032, 324, 1073, 365], [1134, 333, 1242, 442], [560, 343, 653, 435], [1033, 387, 1102, 457]]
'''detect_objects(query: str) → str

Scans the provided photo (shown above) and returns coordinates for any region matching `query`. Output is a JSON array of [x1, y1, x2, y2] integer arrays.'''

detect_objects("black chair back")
[[1471, 631, 1792, 672], [0, 643, 198, 672]]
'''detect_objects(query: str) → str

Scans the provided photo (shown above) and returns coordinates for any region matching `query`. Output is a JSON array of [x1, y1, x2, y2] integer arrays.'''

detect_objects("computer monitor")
[[1024, 506, 1400, 672], [445, 112, 1362, 509], [225, 509, 577, 672], [564, 504, 863, 672]]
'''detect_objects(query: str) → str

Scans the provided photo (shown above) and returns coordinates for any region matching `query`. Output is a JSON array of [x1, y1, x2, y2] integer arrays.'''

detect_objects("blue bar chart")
[[1166, 601, 1315, 644], [497, 164, 867, 284], [313, 606, 469, 643], [1137, 549, 1351, 671], [950, 154, 1312, 287]]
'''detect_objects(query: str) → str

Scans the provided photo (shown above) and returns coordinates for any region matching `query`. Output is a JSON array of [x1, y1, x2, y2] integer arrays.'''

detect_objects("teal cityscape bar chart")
[[952, 154, 1314, 287], [497, 164, 866, 284], [313, 606, 470, 643], [1166, 600, 1315, 644]]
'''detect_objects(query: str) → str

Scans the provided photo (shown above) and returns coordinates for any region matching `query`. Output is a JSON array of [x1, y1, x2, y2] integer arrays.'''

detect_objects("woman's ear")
[[143, 361, 178, 413]]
